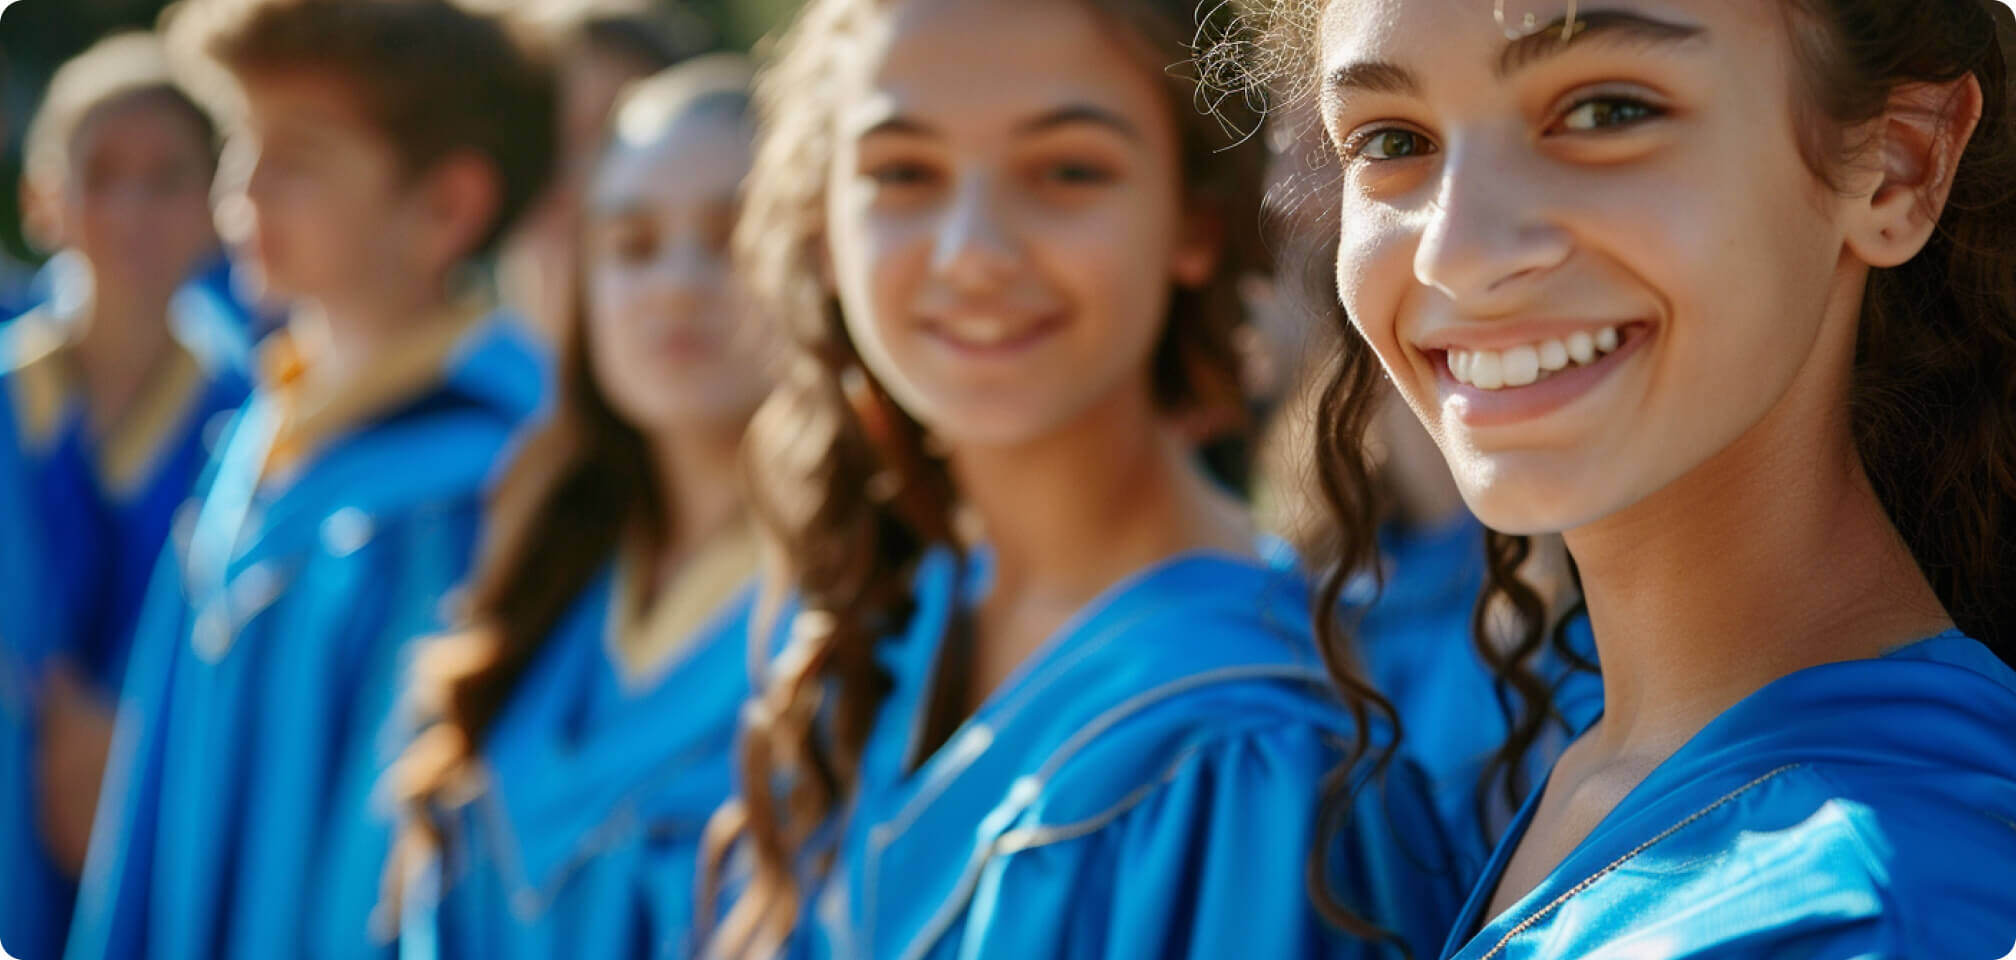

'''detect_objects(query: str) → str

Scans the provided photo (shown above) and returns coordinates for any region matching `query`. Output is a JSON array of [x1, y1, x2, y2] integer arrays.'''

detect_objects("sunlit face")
[[234, 71, 427, 303], [59, 96, 218, 302], [1318, 0, 1865, 532], [823, 0, 1214, 450], [585, 105, 773, 433]]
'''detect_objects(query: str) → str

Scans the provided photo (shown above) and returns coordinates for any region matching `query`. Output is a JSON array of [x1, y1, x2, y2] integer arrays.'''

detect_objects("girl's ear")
[[1843, 74, 1983, 269], [20, 177, 63, 254], [1171, 205, 1224, 289]]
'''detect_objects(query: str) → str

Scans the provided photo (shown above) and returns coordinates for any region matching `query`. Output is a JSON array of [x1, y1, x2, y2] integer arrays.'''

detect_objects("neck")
[[71, 285, 179, 424], [294, 270, 453, 387], [648, 417, 749, 581], [951, 385, 1252, 609], [1566, 371, 1949, 763]]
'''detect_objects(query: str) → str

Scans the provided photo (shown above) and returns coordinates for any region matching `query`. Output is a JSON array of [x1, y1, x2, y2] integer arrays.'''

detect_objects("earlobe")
[[429, 152, 503, 265], [1844, 75, 1983, 269]]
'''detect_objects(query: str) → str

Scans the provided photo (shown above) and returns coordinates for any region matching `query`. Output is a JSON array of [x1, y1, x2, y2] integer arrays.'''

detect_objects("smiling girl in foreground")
[[700, 0, 1464, 957], [1265, 0, 2016, 954]]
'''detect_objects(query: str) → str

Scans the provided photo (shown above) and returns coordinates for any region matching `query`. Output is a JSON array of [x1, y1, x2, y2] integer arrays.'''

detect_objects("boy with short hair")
[[65, 3, 557, 957], [0, 32, 247, 960]]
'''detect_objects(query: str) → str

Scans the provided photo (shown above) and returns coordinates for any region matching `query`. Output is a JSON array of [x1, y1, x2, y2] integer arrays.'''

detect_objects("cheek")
[[1334, 207, 1413, 368], [839, 215, 928, 351]]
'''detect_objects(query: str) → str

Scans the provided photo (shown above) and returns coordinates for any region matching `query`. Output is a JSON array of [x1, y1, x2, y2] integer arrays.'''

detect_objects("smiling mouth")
[[923, 316, 1065, 354], [1441, 324, 1634, 391]]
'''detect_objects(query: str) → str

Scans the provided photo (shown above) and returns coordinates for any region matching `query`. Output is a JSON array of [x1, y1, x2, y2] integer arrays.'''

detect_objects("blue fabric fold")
[[1442, 631, 2016, 959]]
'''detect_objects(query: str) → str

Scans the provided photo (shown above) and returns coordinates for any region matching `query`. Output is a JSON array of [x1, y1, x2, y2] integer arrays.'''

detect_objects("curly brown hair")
[[1226, 0, 2016, 844], [695, 0, 1281, 955]]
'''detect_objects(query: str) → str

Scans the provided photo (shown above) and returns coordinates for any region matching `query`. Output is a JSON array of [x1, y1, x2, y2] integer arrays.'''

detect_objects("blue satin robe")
[[805, 548, 1469, 960], [64, 322, 544, 960], [403, 570, 755, 960], [1442, 632, 2016, 959], [0, 310, 249, 960], [1352, 516, 1603, 852]]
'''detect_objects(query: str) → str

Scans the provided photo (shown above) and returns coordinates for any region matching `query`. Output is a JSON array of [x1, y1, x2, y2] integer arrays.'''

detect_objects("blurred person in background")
[[63, 1, 555, 957], [699, 0, 1465, 957], [384, 55, 773, 960], [494, 0, 713, 344], [0, 31, 247, 960]]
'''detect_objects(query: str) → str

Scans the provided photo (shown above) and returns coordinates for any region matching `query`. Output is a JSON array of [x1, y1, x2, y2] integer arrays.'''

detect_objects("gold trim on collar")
[[4, 307, 213, 496], [5, 310, 75, 452], [610, 518, 758, 686], [258, 296, 487, 486]]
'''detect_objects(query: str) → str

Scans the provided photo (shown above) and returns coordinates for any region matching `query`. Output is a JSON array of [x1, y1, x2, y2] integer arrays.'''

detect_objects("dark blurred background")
[[0, 0, 802, 270]]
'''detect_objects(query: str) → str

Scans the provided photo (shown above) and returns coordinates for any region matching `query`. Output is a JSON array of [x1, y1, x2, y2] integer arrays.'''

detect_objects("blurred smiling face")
[[1319, 0, 1865, 533], [822, 0, 1216, 450], [585, 102, 773, 433]]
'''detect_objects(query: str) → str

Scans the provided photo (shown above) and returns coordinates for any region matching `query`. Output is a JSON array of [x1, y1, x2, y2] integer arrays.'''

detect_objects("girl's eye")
[[1556, 97, 1663, 133], [1347, 128, 1437, 162], [867, 162, 938, 187], [605, 229, 657, 263], [1041, 161, 1115, 186]]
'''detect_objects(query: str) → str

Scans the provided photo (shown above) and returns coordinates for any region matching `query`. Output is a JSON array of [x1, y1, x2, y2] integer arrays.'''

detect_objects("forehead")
[[838, 0, 1172, 139], [73, 94, 211, 162], [1318, 0, 1771, 76], [238, 70, 377, 136], [591, 111, 751, 212]]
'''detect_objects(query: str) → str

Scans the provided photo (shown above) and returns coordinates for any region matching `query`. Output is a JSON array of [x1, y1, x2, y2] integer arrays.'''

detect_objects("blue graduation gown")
[[1352, 516, 1603, 851], [0, 309, 249, 960], [64, 321, 544, 960], [806, 547, 1469, 960], [1441, 631, 2016, 959], [406, 570, 756, 960]]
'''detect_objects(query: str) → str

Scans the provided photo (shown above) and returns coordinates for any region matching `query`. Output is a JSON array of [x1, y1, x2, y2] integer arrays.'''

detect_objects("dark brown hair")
[[379, 60, 754, 917], [185, 0, 560, 256], [1232, 0, 2016, 846], [24, 31, 220, 202], [697, 0, 1273, 955]]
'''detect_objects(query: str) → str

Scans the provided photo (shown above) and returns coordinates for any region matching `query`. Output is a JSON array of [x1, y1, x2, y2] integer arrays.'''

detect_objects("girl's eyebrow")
[[1323, 8, 1707, 99], [855, 103, 1142, 142], [1496, 9, 1707, 78]]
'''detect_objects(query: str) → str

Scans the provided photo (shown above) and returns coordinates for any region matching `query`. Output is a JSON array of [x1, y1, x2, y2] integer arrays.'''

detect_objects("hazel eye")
[[1557, 97, 1662, 133], [1349, 128, 1437, 162]]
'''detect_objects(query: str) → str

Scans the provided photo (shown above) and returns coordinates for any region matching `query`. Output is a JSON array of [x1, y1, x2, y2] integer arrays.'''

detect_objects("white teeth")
[[1538, 338, 1570, 372], [1469, 351, 1505, 390], [1502, 345, 1541, 387], [1444, 324, 1626, 391], [1566, 331, 1596, 365]]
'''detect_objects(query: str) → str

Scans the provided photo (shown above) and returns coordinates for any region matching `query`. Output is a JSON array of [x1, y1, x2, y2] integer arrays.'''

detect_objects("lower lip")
[[655, 334, 717, 363], [923, 316, 1065, 360], [1435, 324, 1652, 428]]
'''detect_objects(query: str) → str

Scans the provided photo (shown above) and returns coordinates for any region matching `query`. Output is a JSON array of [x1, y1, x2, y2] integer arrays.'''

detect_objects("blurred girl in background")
[[701, 1, 1464, 957], [388, 55, 774, 960]]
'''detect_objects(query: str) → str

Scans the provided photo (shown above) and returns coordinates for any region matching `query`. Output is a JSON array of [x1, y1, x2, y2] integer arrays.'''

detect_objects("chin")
[[1454, 461, 1630, 537]]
